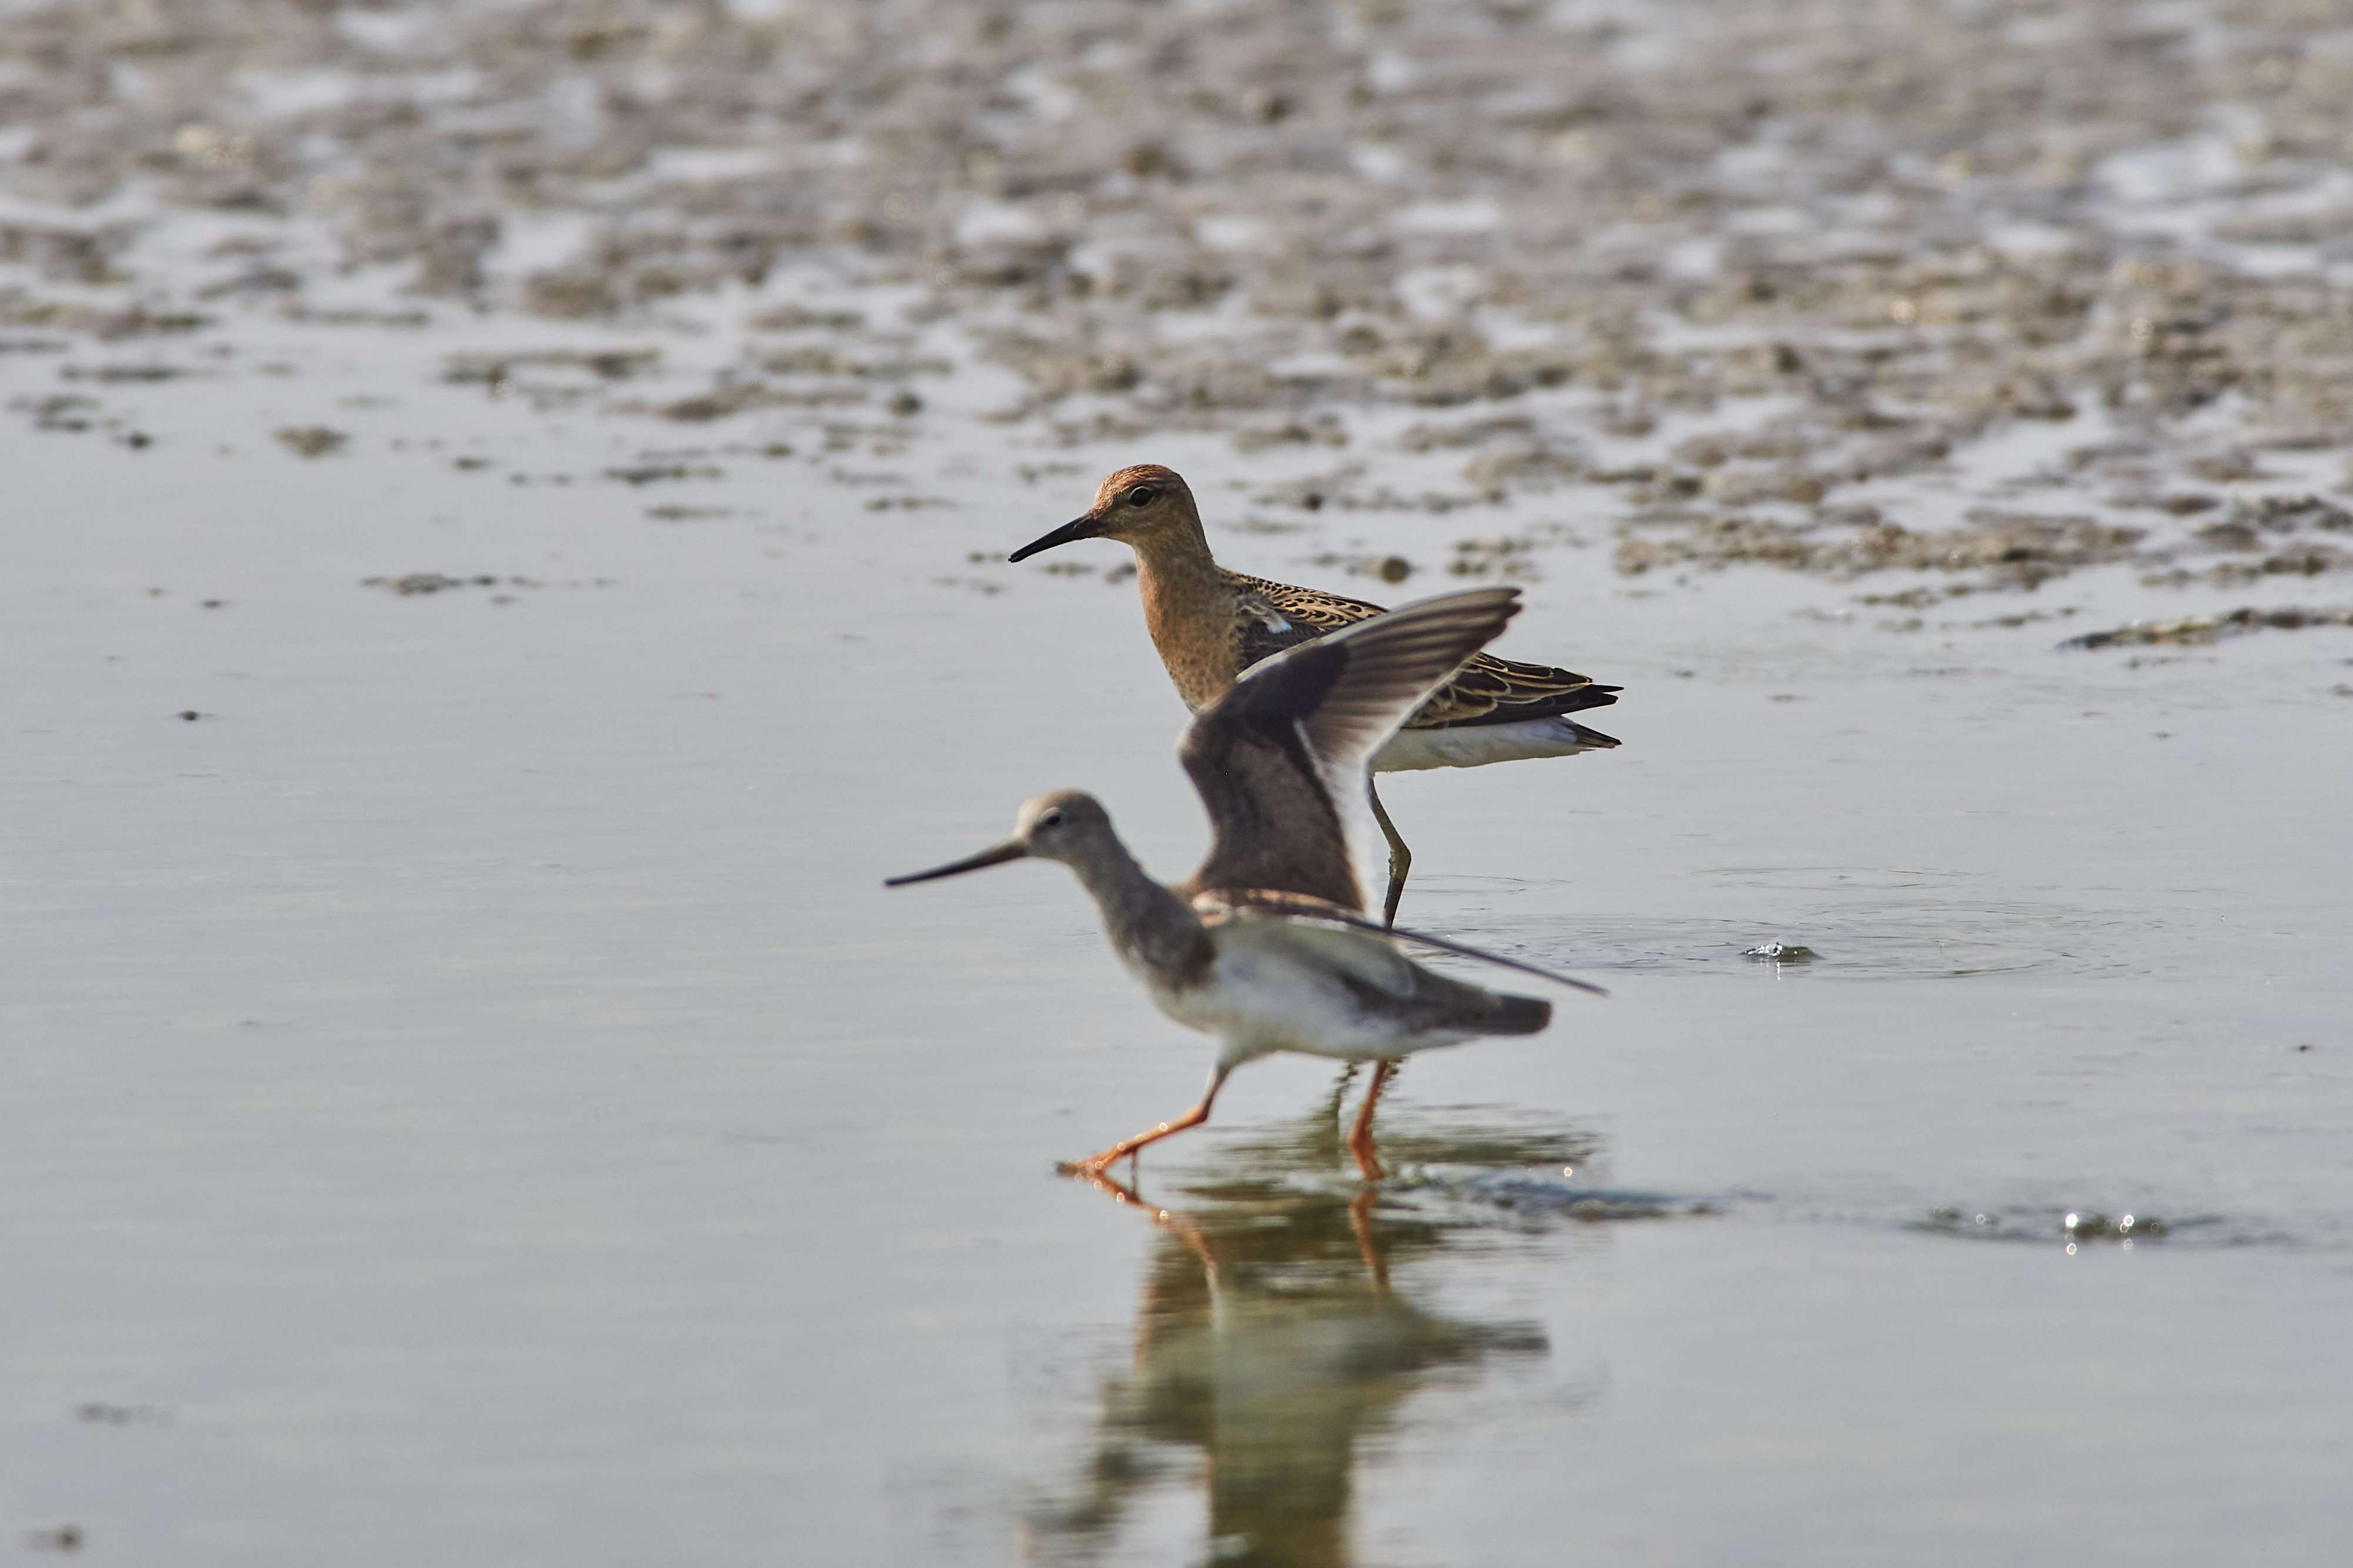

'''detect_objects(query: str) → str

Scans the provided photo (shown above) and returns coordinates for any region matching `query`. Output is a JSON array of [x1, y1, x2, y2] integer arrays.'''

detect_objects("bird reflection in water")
[[1027, 1075, 1596, 1567]]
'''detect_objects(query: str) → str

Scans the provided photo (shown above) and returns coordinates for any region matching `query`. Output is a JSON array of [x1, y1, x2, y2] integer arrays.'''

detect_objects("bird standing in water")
[[886, 588, 1602, 1179], [1008, 464, 1622, 927]]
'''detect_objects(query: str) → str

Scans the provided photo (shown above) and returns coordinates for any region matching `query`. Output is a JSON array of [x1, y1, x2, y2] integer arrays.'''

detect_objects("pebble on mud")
[[608, 462, 722, 485], [75, 1402, 170, 1425], [274, 425, 347, 458], [363, 573, 511, 596]]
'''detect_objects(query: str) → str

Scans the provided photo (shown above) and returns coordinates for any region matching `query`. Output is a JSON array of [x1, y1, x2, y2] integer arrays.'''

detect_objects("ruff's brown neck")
[[1131, 523, 1237, 712]]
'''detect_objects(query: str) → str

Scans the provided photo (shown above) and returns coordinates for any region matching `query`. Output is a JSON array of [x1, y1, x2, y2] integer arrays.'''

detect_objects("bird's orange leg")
[[1348, 1186, 1391, 1292], [1065, 1163, 1151, 1210], [1059, 1065, 1232, 1179], [1347, 1059, 1397, 1180]]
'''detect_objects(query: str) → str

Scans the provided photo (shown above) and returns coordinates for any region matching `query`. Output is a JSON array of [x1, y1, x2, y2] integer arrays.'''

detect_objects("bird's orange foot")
[[1348, 1135, 1385, 1182], [1059, 1163, 1151, 1209]]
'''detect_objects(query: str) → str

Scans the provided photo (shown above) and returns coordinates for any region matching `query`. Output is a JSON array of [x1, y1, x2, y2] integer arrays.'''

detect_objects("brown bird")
[[1010, 464, 1622, 926]]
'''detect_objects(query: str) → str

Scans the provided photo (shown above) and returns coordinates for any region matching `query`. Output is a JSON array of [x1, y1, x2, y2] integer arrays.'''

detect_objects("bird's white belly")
[[1373, 716, 1607, 772], [1150, 940, 1459, 1067]]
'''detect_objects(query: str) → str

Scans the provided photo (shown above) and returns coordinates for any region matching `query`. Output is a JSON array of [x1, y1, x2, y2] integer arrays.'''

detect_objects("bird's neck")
[[1071, 839, 1216, 990], [1133, 526, 1236, 712]]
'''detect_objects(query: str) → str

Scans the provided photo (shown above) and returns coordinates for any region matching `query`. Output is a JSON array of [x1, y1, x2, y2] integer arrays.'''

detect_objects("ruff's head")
[[1008, 464, 1203, 562], [884, 790, 1120, 886]]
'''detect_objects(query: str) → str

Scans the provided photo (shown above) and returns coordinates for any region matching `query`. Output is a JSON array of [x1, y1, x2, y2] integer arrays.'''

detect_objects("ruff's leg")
[[1368, 779, 1412, 929], [1347, 1059, 1398, 1180], [1059, 1065, 1232, 1177]]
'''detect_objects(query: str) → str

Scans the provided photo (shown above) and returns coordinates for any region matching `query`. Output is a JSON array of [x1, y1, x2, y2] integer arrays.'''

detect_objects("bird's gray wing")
[[1194, 888, 1607, 997], [1179, 586, 1521, 909]]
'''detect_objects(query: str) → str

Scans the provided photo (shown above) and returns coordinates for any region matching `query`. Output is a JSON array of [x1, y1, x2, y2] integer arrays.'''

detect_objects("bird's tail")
[[1484, 992, 1552, 1035]]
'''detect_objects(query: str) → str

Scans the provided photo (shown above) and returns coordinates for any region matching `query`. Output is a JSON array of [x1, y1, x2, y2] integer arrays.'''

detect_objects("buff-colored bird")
[[1010, 465, 1621, 925]]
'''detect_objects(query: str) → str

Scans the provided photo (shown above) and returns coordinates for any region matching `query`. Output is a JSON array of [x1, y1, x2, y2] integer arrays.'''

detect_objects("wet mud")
[[8, 0, 2353, 613], [8, 4, 2353, 1566]]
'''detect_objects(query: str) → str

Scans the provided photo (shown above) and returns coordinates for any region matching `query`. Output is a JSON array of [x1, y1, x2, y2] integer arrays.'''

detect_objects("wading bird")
[[886, 588, 1601, 1179], [1009, 464, 1622, 926]]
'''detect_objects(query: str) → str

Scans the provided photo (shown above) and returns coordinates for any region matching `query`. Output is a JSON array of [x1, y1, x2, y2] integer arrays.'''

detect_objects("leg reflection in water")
[[1034, 1123, 1562, 1567]]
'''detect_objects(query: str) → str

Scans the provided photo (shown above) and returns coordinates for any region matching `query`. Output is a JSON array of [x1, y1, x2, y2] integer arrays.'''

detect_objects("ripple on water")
[[1903, 1203, 2311, 1252], [1152, 1100, 1711, 1230], [1412, 866, 2157, 982]]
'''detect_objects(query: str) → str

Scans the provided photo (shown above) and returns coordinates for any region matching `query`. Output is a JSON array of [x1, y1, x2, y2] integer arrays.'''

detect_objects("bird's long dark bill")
[[884, 839, 1029, 886], [1007, 515, 1100, 563]]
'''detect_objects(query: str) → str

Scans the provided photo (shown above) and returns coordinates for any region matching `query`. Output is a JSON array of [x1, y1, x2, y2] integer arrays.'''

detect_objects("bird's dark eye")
[[1125, 485, 1157, 507], [1039, 809, 1065, 828]]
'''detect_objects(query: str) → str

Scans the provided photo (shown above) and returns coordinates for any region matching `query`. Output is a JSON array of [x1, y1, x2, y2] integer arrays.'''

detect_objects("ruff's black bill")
[[1008, 515, 1100, 563]]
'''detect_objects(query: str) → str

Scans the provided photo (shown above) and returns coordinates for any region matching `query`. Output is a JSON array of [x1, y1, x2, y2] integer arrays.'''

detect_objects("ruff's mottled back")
[[1010, 465, 1624, 925], [888, 588, 1602, 1180]]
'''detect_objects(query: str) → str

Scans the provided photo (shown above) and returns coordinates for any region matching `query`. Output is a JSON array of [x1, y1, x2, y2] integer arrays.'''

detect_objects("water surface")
[[6, 1, 2353, 1559]]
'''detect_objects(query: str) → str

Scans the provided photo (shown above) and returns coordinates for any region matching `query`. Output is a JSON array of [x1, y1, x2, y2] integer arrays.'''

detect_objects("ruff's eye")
[[1038, 809, 1065, 829], [1125, 485, 1157, 507]]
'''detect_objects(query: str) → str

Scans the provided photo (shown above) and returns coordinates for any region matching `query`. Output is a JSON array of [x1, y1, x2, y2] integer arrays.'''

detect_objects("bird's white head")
[[1010, 789, 1115, 866], [884, 790, 1118, 887]]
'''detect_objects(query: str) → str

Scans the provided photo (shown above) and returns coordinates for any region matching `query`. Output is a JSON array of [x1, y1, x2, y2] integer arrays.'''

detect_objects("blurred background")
[[4, 2, 2350, 1564]]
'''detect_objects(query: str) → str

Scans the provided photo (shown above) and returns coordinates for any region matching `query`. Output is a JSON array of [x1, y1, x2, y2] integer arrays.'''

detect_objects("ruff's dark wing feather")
[[1226, 573, 1381, 669], [1180, 587, 1521, 909], [1226, 571, 1619, 735], [1409, 650, 1620, 730]]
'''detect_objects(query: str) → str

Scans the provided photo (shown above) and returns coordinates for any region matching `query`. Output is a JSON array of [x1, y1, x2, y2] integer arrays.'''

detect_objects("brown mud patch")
[[4, 1, 2350, 599], [2058, 603, 2353, 649]]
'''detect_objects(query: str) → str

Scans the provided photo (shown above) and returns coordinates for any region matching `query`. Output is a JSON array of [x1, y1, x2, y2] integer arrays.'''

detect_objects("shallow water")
[[6, 277, 2351, 1565], [9, 0, 2353, 1559]]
